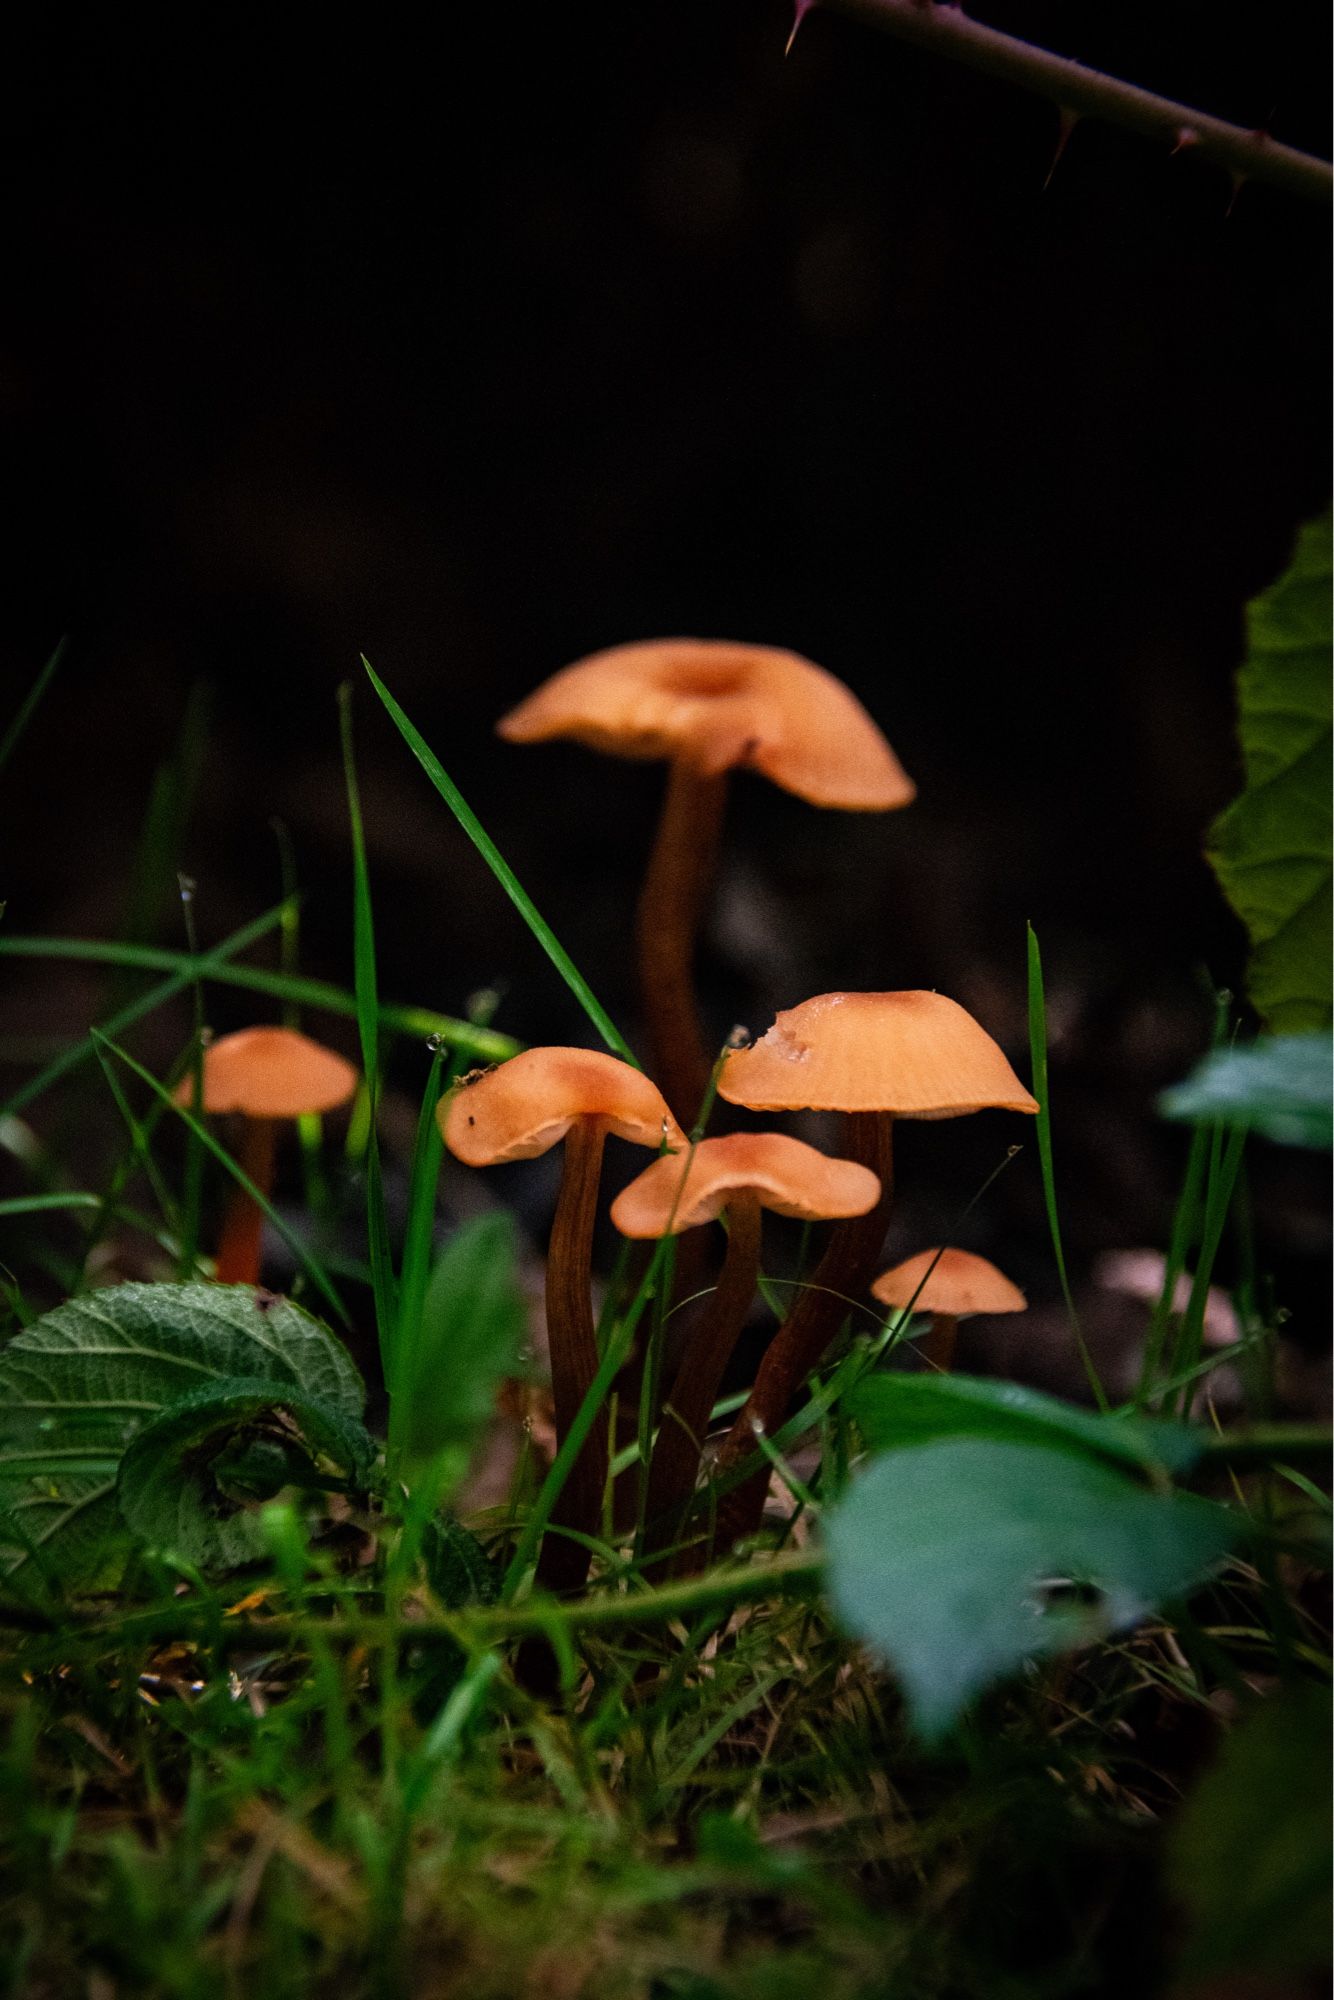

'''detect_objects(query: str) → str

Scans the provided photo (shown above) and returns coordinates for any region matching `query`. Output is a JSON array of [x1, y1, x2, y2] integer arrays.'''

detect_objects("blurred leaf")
[[0, 1282, 363, 1601], [849, 1372, 1203, 1475], [117, 1377, 376, 1573], [1159, 1032, 1333, 1150], [422, 1515, 501, 1609], [1169, 1685, 1333, 1979], [393, 1214, 527, 1490], [1208, 510, 1332, 1033], [824, 1438, 1236, 1741]]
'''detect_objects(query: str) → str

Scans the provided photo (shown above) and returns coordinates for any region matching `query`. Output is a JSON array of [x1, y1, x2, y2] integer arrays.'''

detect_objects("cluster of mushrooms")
[[181, 639, 1039, 1592]]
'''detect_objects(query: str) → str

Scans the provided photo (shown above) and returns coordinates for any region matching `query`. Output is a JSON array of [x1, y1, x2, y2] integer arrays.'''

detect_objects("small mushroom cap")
[[609, 1131, 882, 1238], [497, 639, 914, 811], [717, 990, 1040, 1118], [177, 1027, 359, 1120], [440, 1047, 684, 1166], [871, 1248, 1027, 1318]]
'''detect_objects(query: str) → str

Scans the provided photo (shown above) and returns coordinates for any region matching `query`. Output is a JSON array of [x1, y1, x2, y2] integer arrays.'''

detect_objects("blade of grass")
[[0, 906, 292, 1119], [1137, 988, 1235, 1408], [1026, 921, 1107, 1411], [363, 656, 635, 1064], [1173, 1123, 1248, 1420], [88, 1029, 350, 1326], [176, 882, 207, 1279], [0, 638, 67, 778], [338, 684, 397, 1375], [0, 936, 518, 1080], [0, 1193, 102, 1218]]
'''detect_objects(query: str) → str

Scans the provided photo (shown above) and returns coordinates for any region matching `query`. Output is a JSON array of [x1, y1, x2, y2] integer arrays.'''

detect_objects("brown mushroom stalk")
[[921, 1313, 960, 1372], [636, 760, 728, 1127], [641, 1189, 761, 1565], [608, 1128, 881, 1573], [541, 1117, 614, 1594], [215, 1115, 278, 1286], [705, 1111, 895, 1556]]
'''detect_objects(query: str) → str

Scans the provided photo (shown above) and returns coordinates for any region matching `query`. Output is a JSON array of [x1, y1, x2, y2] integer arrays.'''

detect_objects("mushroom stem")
[[215, 1117, 277, 1286], [636, 760, 728, 1128], [922, 1312, 959, 1372], [538, 1119, 611, 1594], [641, 1192, 762, 1570], [704, 1111, 895, 1557]]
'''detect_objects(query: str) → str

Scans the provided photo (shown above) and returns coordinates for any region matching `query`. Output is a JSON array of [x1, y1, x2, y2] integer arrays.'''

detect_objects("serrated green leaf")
[[849, 1372, 1202, 1475], [1208, 511, 1332, 1032], [393, 1214, 528, 1488], [0, 1282, 363, 1599], [1159, 1033, 1333, 1150], [1168, 1685, 1333, 1979], [116, 1377, 376, 1573], [824, 1438, 1236, 1741]]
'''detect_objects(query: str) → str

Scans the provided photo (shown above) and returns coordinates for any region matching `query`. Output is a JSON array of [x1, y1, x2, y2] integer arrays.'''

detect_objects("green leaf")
[[0, 1282, 363, 1600], [824, 1438, 1236, 1741], [393, 1214, 528, 1491], [1159, 1033, 1333, 1150], [1208, 510, 1332, 1033], [849, 1372, 1203, 1476], [116, 1377, 376, 1573], [1168, 1685, 1333, 1979], [421, 1515, 501, 1610]]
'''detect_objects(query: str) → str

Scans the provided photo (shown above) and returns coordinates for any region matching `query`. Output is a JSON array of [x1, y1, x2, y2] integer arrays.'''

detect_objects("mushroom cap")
[[440, 1047, 685, 1166], [609, 1131, 882, 1238], [178, 1027, 359, 1119], [717, 990, 1040, 1118], [497, 638, 914, 811], [871, 1247, 1027, 1319]]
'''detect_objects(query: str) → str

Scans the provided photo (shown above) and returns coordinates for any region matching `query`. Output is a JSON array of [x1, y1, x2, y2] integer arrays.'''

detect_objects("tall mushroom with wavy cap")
[[872, 1247, 1027, 1373], [178, 1026, 359, 1287], [497, 639, 914, 1126], [708, 990, 1038, 1548], [441, 1046, 683, 1592], [610, 1131, 881, 1567]]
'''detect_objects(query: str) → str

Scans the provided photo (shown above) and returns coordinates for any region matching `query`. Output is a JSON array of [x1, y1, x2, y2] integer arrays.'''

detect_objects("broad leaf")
[[117, 1377, 376, 1573], [1208, 510, 1332, 1033], [1168, 1685, 1333, 1979], [849, 1372, 1202, 1475], [824, 1438, 1235, 1741], [0, 1282, 362, 1600], [393, 1214, 528, 1490], [1159, 1033, 1333, 1150]]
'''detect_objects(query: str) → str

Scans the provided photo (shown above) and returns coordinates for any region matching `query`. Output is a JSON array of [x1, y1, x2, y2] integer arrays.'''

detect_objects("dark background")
[[1, 2, 1328, 1385]]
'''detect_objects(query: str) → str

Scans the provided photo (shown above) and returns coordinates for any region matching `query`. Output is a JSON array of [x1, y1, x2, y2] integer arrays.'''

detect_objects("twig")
[[798, 0, 1332, 205]]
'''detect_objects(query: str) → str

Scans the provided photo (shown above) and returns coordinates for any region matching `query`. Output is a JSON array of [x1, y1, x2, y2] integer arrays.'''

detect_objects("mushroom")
[[609, 1131, 881, 1565], [871, 1247, 1027, 1372], [497, 640, 913, 1126], [440, 1046, 683, 1592], [178, 1027, 359, 1287], [708, 990, 1038, 1547]]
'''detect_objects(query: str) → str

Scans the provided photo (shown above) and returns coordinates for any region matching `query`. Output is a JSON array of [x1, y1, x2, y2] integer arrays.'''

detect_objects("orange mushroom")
[[610, 1132, 880, 1565], [708, 990, 1038, 1548], [440, 1046, 683, 1593], [178, 1027, 358, 1287], [871, 1247, 1027, 1372], [497, 640, 914, 1126]]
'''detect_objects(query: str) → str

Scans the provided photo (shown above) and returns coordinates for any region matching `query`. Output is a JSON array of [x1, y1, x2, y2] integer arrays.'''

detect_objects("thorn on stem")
[[1043, 108, 1079, 190], [785, 0, 816, 56], [1171, 125, 1202, 157]]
